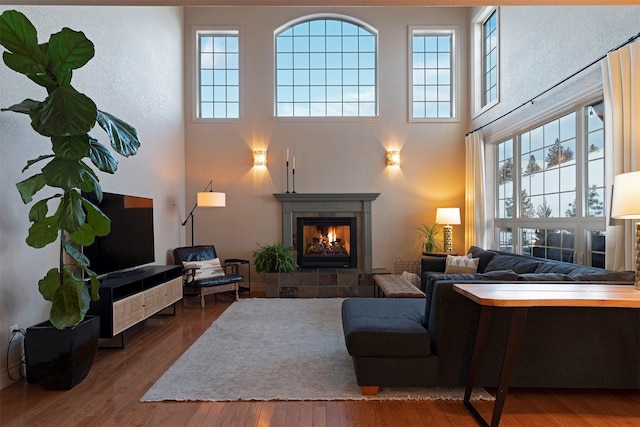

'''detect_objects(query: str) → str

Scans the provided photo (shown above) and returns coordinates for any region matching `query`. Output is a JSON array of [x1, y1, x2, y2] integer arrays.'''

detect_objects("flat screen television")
[[82, 192, 155, 278]]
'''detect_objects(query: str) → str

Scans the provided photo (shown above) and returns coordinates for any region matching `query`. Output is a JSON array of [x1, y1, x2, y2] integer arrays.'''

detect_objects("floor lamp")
[[182, 180, 226, 246], [436, 207, 461, 253], [611, 171, 640, 289]]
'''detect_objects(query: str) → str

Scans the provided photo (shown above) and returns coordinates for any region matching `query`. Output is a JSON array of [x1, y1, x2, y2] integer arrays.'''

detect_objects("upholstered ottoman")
[[341, 298, 436, 395]]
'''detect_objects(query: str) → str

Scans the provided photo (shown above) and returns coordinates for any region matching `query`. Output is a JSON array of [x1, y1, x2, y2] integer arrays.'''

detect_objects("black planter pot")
[[25, 315, 100, 390]]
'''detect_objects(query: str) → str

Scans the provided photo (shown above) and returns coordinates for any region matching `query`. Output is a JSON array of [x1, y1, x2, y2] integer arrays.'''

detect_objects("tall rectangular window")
[[493, 102, 606, 266], [482, 10, 498, 107], [410, 28, 455, 120], [198, 30, 240, 120]]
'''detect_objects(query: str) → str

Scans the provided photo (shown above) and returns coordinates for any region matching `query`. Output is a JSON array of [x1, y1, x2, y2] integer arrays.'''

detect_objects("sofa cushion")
[[518, 272, 573, 281], [467, 246, 498, 273], [482, 269, 519, 280], [485, 254, 541, 274], [444, 255, 479, 274], [534, 262, 583, 274], [569, 270, 636, 282], [342, 298, 430, 358]]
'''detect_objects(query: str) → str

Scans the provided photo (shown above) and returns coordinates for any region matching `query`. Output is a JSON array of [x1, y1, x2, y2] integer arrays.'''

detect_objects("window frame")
[[194, 27, 243, 122], [492, 100, 607, 267], [472, 7, 499, 117], [408, 26, 459, 123], [273, 13, 379, 119]]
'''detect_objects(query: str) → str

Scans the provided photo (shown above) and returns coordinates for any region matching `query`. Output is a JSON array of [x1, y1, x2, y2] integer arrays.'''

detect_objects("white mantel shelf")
[[273, 193, 380, 269]]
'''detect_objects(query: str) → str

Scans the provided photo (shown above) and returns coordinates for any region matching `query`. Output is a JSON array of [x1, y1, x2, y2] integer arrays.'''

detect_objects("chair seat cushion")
[[190, 274, 243, 288]]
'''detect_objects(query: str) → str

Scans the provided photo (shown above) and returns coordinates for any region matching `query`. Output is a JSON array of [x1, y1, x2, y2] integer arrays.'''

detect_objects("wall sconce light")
[[253, 150, 267, 166], [436, 207, 461, 253], [387, 150, 400, 166]]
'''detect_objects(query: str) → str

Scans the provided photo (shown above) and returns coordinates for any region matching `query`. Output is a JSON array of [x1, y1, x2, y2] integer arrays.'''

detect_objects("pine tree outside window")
[[493, 102, 606, 266]]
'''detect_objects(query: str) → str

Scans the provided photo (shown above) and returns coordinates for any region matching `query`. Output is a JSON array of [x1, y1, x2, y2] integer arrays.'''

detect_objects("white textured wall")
[[183, 6, 471, 280], [0, 5, 184, 388], [472, 5, 640, 135]]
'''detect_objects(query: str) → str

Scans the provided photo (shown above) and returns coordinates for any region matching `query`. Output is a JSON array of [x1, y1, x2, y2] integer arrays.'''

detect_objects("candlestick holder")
[[286, 161, 290, 193], [292, 168, 296, 193]]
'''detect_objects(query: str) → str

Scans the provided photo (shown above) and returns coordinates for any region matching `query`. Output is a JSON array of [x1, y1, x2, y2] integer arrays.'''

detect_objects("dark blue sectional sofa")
[[342, 246, 638, 393]]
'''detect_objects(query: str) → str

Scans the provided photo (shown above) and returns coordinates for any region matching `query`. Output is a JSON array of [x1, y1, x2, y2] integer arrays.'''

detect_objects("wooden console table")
[[453, 283, 640, 427]]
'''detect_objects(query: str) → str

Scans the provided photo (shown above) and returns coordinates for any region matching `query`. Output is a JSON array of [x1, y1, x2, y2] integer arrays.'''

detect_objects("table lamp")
[[436, 207, 461, 253], [611, 170, 640, 289], [182, 180, 226, 246]]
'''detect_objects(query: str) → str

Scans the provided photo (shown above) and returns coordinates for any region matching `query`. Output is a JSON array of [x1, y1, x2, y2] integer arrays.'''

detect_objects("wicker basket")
[[393, 258, 421, 287]]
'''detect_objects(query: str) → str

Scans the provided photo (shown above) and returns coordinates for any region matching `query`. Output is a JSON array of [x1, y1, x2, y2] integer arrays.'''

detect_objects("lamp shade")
[[436, 207, 461, 225], [611, 171, 640, 219], [197, 191, 226, 207]]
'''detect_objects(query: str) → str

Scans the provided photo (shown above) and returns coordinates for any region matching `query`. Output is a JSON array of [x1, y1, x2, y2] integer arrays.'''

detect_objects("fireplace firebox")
[[296, 217, 357, 268]]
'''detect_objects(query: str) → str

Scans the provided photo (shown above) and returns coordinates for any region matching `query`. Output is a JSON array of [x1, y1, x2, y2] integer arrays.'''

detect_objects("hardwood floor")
[[1, 294, 638, 426]]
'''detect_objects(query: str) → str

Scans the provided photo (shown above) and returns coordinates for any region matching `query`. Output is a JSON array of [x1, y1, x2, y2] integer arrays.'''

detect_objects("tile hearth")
[[264, 268, 388, 298]]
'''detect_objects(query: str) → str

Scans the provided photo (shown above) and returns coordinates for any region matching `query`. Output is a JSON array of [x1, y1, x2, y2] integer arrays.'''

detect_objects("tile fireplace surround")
[[273, 193, 380, 270], [271, 193, 383, 298]]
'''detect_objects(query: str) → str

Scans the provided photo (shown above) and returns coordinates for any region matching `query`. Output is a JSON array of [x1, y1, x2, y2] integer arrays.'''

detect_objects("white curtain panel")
[[464, 131, 487, 250], [602, 40, 640, 271]]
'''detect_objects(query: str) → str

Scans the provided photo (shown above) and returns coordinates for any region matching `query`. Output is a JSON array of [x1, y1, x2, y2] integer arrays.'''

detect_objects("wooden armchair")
[[173, 245, 243, 308]]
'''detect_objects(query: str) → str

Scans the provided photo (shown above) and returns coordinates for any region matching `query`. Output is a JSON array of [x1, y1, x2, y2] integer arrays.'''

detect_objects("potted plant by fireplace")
[[253, 242, 299, 273], [0, 10, 141, 389]]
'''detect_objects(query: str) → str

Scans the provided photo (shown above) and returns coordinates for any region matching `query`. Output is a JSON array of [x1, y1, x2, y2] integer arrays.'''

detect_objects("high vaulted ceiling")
[[2, 1, 637, 6]]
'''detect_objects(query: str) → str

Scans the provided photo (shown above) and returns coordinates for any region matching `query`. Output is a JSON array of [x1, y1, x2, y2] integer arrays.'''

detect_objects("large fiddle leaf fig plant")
[[0, 10, 141, 329]]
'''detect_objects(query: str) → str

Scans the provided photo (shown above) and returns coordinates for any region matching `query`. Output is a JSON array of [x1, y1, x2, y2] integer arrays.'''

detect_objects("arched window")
[[275, 16, 377, 117]]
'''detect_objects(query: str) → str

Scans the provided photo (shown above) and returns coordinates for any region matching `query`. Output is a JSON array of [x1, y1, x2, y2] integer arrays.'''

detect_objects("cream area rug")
[[141, 298, 493, 402]]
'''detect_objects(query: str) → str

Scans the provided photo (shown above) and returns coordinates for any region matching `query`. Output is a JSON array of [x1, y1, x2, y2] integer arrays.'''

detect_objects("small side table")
[[225, 258, 251, 294]]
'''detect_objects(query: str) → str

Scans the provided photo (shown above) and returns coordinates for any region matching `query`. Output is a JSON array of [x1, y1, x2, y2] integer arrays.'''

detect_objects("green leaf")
[[48, 267, 90, 329], [63, 237, 90, 267], [28, 198, 51, 222], [88, 275, 100, 302], [96, 110, 140, 157], [0, 10, 47, 77], [68, 223, 95, 246], [26, 216, 58, 248], [3, 50, 48, 77], [42, 158, 84, 189], [62, 238, 100, 302], [2, 98, 40, 114], [16, 174, 46, 204], [30, 86, 96, 137], [27, 70, 57, 91], [46, 27, 94, 77], [78, 162, 101, 193], [88, 138, 118, 173], [21, 154, 54, 173], [78, 165, 102, 198], [82, 197, 110, 236], [57, 190, 85, 232], [51, 134, 90, 160], [38, 268, 60, 302]]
